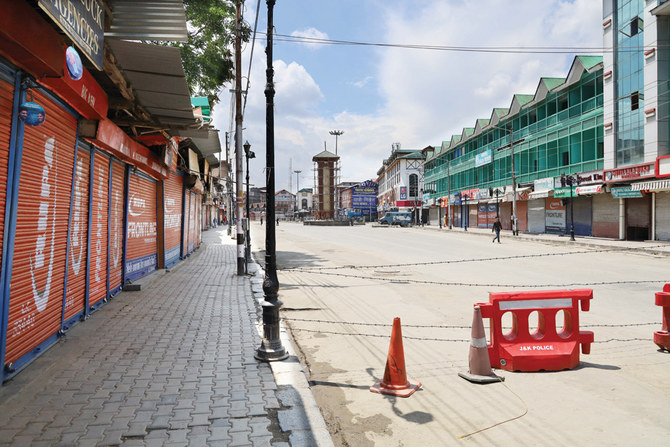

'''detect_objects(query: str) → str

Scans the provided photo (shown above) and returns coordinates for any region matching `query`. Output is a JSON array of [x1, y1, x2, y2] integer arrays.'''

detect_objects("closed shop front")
[[567, 195, 593, 236], [592, 194, 619, 238], [5, 89, 77, 367], [195, 195, 202, 248], [527, 199, 546, 233], [655, 191, 670, 241], [626, 195, 651, 241], [126, 171, 158, 282], [63, 144, 90, 325], [162, 171, 183, 268], [187, 191, 197, 253], [108, 160, 125, 294], [89, 150, 110, 308]]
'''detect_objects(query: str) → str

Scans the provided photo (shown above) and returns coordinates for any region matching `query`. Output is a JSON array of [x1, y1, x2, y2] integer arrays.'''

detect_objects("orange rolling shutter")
[[126, 171, 157, 281], [5, 90, 76, 364], [163, 170, 183, 268], [63, 145, 90, 323], [0, 78, 13, 279], [88, 150, 110, 308], [108, 160, 125, 293]]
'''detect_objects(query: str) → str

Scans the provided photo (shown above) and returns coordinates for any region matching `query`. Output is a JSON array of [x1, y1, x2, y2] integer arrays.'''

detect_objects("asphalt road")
[[251, 221, 670, 447]]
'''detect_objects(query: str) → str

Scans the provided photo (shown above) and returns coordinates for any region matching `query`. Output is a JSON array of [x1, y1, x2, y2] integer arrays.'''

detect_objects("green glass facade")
[[425, 60, 604, 199]]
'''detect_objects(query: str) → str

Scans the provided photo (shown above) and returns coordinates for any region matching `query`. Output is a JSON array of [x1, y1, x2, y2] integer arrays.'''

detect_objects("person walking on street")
[[492, 217, 502, 243]]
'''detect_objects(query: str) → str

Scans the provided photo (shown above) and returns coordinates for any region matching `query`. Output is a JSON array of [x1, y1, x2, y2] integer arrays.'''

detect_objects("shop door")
[[195, 195, 201, 248], [527, 199, 545, 233], [626, 195, 651, 241], [5, 89, 76, 365], [126, 171, 158, 282], [569, 196, 593, 236], [89, 151, 110, 308], [163, 171, 183, 268], [108, 160, 125, 294], [63, 145, 90, 324], [655, 192, 670, 241]]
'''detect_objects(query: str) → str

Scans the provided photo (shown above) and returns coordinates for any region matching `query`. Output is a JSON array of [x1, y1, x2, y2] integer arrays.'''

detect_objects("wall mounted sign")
[[65, 46, 83, 80], [18, 101, 46, 127], [38, 0, 104, 70], [475, 149, 492, 167], [603, 162, 655, 183]]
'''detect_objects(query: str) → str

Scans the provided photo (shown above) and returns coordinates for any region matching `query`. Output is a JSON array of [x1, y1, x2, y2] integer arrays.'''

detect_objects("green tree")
[[176, 0, 250, 106]]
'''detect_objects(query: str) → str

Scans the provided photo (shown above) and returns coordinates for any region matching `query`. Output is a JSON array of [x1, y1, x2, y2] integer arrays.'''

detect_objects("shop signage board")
[[657, 155, 670, 178], [553, 186, 577, 198], [611, 186, 643, 198], [603, 162, 655, 183], [38, 0, 104, 70], [475, 149, 492, 167]]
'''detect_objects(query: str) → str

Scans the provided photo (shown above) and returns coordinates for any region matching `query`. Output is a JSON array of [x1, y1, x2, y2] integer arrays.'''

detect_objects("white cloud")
[[351, 76, 373, 88]]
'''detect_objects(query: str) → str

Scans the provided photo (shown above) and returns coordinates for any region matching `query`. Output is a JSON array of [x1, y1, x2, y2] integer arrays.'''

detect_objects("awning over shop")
[[107, 40, 197, 129], [105, 0, 188, 42], [189, 130, 223, 167], [631, 179, 670, 191], [528, 190, 551, 199]]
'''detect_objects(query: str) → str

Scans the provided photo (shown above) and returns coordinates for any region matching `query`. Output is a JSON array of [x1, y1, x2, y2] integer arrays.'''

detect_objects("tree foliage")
[[176, 0, 250, 106]]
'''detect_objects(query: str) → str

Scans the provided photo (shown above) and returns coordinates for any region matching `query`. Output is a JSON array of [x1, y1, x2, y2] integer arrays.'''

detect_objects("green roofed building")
[[424, 55, 605, 236]]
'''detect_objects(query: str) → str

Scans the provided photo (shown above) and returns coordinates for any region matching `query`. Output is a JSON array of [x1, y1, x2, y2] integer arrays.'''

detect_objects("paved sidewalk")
[[0, 228, 333, 446]]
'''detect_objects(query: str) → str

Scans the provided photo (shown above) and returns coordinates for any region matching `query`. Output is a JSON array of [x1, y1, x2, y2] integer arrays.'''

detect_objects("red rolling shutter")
[[126, 171, 157, 281], [63, 146, 90, 322], [89, 151, 110, 307], [163, 171, 183, 267], [5, 90, 76, 363], [108, 160, 125, 292]]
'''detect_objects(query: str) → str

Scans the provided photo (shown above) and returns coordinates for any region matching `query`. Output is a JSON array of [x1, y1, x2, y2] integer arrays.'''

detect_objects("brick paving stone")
[[0, 229, 335, 447]]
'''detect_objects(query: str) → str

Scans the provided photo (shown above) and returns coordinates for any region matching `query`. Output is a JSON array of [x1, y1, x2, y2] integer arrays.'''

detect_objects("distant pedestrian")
[[492, 217, 502, 243], [260, 217, 263, 225], [276, 218, 279, 226]]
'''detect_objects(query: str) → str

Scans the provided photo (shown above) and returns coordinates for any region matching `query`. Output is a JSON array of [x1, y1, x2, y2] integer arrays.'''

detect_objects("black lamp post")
[[462, 193, 469, 231], [564, 174, 578, 242], [244, 141, 255, 272], [256, 0, 287, 362]]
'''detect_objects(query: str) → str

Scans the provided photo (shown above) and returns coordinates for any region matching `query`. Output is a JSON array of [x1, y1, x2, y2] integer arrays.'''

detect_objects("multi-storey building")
[[376, 144, 426, 222], [275, 189, 296, 220], [424, 56, 607, 236], [602, 0, 670, 240]]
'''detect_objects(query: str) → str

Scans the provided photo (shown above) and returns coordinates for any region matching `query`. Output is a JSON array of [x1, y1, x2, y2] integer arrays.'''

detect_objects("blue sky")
[[211, 0, 603, 194]]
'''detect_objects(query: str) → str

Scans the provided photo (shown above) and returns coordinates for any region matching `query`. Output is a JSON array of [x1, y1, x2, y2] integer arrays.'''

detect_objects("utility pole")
[[256, 0, 287, 362], [235, 1, 245, 275]]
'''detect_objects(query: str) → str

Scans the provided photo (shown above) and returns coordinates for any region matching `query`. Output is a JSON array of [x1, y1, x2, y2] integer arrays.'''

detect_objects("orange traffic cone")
[[370, 318, 421, 397], [458, 306, 503, 384]]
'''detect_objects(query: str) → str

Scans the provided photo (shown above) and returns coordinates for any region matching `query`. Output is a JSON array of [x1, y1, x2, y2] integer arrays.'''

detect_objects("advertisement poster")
[[545, 198, 566, 233]]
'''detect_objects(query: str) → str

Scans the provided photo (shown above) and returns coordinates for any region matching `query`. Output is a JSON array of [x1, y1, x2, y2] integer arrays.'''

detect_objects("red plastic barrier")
[[653, 284, 670, 352], [477, 289, 594, 372]]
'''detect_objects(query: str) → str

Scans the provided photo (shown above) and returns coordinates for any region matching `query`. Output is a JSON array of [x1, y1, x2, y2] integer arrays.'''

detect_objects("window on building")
[[558, 94, 569, 111], [409, 174, 418, 198], [631, 91, 639, 110]]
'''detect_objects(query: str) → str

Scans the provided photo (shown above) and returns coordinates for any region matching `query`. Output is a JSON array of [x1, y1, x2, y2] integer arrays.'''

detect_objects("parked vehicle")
[[379, 211, 413, 227]]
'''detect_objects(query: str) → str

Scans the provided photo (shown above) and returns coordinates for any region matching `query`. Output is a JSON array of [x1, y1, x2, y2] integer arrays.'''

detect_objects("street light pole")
[[329, 130, 344, 156], [244, 141, 255, 273], [489, 125, 517, 235], [463, 193, 468, 231], [564, 174, 577, 241], [256, 0, 287, 362]]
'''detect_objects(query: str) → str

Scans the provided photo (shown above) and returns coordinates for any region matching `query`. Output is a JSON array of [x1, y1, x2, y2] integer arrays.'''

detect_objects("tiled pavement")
[[0, 228, 332, 446]]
